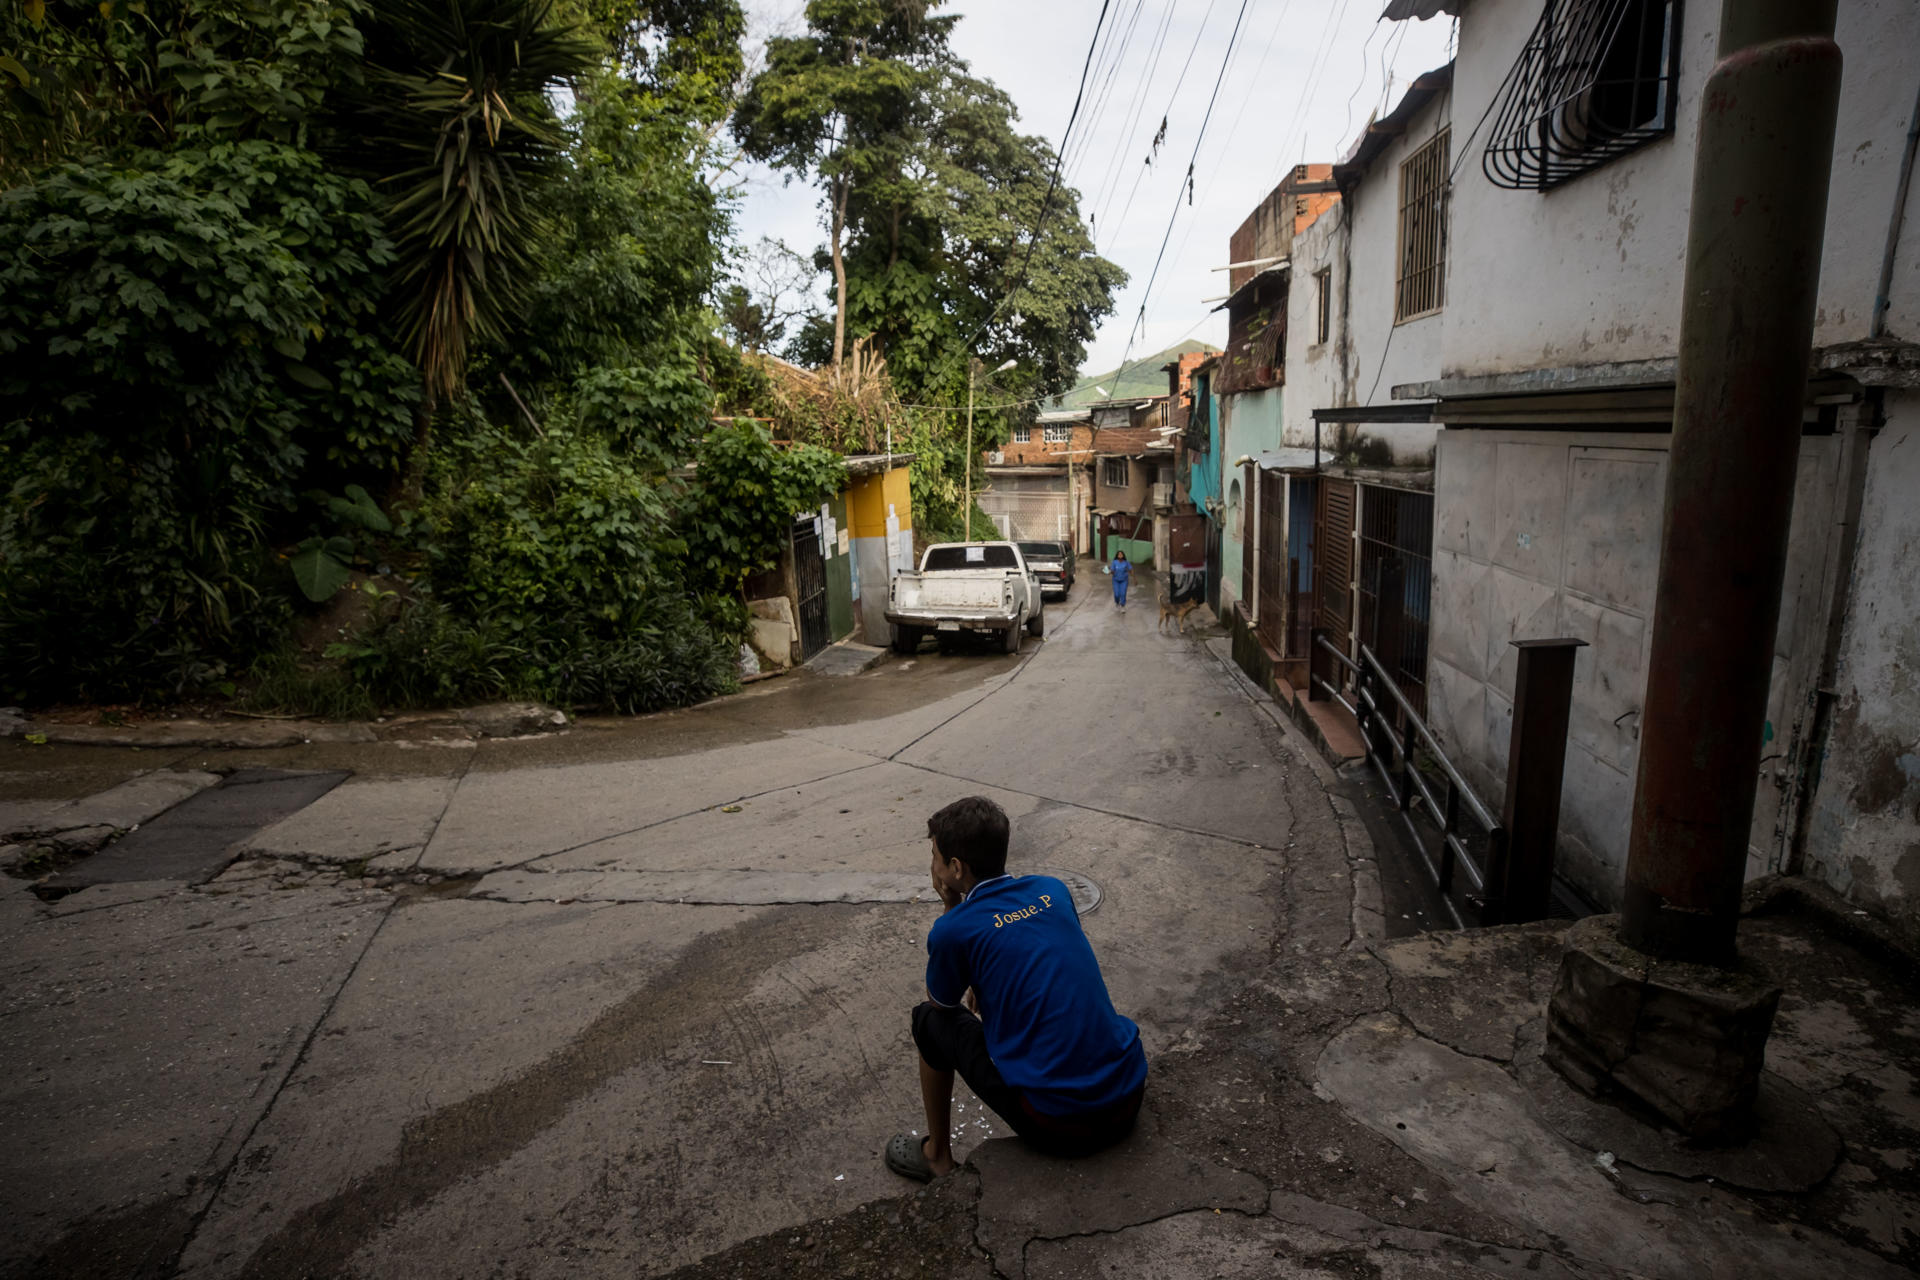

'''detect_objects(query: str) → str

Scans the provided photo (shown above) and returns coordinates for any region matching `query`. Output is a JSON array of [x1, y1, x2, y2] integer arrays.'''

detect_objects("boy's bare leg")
[[918, 1055, 960, 1176]]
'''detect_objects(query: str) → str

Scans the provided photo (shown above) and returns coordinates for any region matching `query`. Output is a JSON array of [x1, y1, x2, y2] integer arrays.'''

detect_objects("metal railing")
[[1311, 633, 1509, 928]]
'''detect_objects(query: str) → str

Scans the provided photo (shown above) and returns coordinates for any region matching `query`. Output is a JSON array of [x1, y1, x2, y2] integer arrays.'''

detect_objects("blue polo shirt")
[[926, 874, 1147, 1115]]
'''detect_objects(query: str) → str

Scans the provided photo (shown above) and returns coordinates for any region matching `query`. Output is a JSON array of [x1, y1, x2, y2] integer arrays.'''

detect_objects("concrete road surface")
[[1, 581, 1340, 1278]]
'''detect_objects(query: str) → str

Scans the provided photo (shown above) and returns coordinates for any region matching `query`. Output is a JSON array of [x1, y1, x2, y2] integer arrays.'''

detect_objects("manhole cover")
[[1031, 866, 1102, 917]]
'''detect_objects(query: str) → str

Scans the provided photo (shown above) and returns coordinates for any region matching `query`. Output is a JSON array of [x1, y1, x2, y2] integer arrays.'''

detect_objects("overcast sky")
[[729, 1, 1458, 381]]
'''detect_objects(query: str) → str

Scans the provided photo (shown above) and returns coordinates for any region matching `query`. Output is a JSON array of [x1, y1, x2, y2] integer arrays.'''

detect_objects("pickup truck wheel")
[[1002, 622, 1022, 654], [890, 624, 921, 655], [1026, 605, 1045, 638]]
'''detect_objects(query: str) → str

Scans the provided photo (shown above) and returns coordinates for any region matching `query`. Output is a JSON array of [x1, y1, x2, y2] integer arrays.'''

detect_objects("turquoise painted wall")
[[1099, 536, 1153, 569], [1218, 387, 1282, 607]]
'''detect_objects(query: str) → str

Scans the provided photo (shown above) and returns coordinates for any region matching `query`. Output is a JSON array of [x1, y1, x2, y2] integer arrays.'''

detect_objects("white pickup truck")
[[886, 541, 1044, 655]]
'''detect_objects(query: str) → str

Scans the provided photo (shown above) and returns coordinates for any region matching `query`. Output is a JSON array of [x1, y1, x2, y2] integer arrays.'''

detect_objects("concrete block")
[[1545, 914, 1782, 1141], [747, 616, 793, 669]]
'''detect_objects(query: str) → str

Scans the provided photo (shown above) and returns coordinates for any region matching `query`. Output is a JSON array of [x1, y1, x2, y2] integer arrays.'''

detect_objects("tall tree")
[[732, 0, 954, 375], [328, 0, 596, 485], [845, 69, 1124, 402]]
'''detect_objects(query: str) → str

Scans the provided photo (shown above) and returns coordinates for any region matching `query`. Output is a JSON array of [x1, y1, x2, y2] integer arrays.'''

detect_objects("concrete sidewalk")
[[664, 885, 1920, 1279]]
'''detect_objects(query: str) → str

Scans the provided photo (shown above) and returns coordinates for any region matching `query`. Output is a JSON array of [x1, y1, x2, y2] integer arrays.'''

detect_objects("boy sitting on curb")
[[885, 796, 1148, 1180]]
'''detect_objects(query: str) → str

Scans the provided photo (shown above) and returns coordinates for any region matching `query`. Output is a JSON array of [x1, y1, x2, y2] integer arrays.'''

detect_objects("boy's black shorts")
[[911, 1000, 1143, 1157]]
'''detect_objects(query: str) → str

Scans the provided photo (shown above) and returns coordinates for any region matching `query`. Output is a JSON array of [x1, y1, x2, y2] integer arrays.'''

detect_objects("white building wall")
[[1344, 93, 1450, 446], [1442, 0, 1920, 378], [1428, 428, 1843, 908], [1803, 393, 1920, 938]]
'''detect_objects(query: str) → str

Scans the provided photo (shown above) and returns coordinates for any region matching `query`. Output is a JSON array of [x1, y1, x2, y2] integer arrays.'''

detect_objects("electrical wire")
[[1105, 0, 1253, 401], [1097, 0, 1221, 253], [1085, 0, 1179, 236], [947, 0, 1114, 363], [1065, 0, 1148, 185]]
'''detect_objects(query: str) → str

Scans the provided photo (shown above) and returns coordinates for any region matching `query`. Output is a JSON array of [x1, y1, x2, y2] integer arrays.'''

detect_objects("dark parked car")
[[1017, 541, 1076, 600]]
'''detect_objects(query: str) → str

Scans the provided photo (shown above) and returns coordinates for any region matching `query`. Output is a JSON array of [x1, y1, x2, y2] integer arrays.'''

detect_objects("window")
[[1482, 0, 1681, 191], [1314, 268, 1332, 345], [1043, 424, 1072, 443], [1103, 457, 1129, 488], [1227, 478, 1243, 542], [1012, 425, 1032, 443], [1395, 128, 1449, 323]]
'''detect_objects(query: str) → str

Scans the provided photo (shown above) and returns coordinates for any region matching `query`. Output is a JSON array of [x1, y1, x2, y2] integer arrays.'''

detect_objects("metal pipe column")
[[1621, 0, 1844, 964]]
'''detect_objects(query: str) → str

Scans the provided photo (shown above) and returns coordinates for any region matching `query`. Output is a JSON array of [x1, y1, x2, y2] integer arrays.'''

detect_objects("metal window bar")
[[1356, 488, 1433, 721], [1311, 633, 1508, 928], [1482, 0, 1682, 191], [1395, 129, 1450, 323]]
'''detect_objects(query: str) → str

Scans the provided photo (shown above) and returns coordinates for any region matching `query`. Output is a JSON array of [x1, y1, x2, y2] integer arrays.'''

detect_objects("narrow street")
[[2, 584, 1351, 1277]]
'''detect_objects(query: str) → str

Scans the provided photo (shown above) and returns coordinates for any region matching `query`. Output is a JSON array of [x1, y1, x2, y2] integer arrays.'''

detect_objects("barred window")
[[1043, 424, 1072, 443], [1012, 425, 1032, 443], [1482, 0, 1681, 191], [1103, 457, 1129, 488], [1395, 129, 1449, 323], [1314, 268, 1332, 344]]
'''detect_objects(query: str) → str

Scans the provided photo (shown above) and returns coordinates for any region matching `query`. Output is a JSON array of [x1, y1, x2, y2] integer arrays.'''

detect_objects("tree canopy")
[[732, 0, 1123, 414]]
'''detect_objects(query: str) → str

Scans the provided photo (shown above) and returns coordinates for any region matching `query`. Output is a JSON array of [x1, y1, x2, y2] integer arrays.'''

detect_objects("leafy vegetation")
[[0, 0, 1122, 714]]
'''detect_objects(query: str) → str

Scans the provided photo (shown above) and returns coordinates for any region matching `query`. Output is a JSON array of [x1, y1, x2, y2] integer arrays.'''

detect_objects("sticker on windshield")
[[965, 546, 985, 562]]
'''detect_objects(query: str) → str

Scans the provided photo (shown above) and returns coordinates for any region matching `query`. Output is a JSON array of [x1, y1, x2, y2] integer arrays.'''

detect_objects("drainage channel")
[[40, 768, 349, 896]]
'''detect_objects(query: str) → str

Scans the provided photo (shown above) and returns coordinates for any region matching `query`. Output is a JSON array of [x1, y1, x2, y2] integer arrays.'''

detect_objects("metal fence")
[[1311, 633, 1508, 928], [1356, 486, 1433, 721]]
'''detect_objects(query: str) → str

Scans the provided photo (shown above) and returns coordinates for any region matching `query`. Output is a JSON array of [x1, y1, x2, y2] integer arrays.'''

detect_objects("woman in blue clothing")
[[1109, 549, 1131, 609]]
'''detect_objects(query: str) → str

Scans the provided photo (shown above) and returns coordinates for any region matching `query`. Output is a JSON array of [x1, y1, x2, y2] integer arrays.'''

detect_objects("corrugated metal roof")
[[1381, 0, 1461, 19], [1333, 63, 1455, 190], [1213, 261, 1289, 314]]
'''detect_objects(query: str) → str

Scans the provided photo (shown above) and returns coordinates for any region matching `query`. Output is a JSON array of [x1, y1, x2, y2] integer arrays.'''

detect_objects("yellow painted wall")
[[848, 466, 914, 537]]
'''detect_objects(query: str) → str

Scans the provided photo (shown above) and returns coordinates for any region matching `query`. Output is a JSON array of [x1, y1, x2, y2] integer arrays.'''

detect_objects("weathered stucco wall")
[[1344, 93, 1450, 410], [1805, 395, 1920, 935], [1429, 429, 1842, 908], [1443, 0, 1920, 377], [1219, 388, 1285, 612]]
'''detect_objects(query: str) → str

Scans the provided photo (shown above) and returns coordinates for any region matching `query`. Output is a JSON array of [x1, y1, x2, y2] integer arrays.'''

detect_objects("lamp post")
[[965, 358, 1018, 538]]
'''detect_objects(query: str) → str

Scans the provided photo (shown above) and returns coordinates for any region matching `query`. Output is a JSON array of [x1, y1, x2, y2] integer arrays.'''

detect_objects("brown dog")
[[1158, 595, 1200, 635]]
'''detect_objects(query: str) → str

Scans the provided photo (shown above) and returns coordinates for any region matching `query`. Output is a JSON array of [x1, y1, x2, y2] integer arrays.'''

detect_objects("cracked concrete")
[[5, 578, 1916, 1279]]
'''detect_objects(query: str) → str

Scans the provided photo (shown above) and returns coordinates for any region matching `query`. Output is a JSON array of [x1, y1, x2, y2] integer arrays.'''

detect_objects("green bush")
[[0, 141, 416, 703]]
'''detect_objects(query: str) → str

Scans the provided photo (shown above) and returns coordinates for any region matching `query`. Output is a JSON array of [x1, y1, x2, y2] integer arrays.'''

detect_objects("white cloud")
[[730, 1, 1457, 377]]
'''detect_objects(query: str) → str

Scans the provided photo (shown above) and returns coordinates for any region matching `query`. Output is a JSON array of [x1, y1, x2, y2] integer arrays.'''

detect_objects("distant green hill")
[[1062, 339, 1221, 406]]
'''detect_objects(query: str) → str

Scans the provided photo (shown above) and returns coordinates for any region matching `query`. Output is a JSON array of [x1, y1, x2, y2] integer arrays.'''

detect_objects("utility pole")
[[965, 359, 1016, 539], [1621, 0, 1843, 966], [1545, 0, 1843, 1141]]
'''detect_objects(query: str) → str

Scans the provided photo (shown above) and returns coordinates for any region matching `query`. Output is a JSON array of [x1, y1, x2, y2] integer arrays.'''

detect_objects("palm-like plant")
[[335, 0, 596, 471]]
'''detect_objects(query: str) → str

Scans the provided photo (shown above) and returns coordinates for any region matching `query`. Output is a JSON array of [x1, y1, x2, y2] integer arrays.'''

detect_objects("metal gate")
[[1256, 469, 1286, 650], [1357, 486, 1433, 720], [1287, 474, 1318, 657], [1315, 478, 1358, 661], [791, 516, 830, 659]]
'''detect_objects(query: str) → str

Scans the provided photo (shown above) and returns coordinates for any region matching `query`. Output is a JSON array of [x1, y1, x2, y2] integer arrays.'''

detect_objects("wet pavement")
[[3, 580, 1916, 1278], [0, 583, 1333, 1277]]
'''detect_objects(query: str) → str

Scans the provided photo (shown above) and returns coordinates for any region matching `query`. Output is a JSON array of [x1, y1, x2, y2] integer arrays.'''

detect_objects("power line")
[[1085, 0, 1178, 236], [1065, 0, 1148, 186], [1105, 0, 1252, 397], [1096, 0, 1221, 253], [952, 0, 1114, 360]]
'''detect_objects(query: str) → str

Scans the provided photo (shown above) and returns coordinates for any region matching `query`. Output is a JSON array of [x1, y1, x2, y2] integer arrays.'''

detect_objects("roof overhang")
[[841, 451, 917, 475], [1381, 0, 1463, 19], [1394, 356, 1863, 427], [1213, 262, 1290, 313], [1333, 63, 1455, 190], [1312, 403, 1435, 423]]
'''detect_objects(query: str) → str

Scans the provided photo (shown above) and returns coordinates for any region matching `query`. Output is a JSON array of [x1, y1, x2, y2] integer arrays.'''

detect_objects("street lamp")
[[965, 358, 1018, 539]]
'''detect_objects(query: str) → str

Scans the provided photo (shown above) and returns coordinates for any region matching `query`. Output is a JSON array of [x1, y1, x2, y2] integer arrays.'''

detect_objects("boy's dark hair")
[[927, 796, 1009, 880]]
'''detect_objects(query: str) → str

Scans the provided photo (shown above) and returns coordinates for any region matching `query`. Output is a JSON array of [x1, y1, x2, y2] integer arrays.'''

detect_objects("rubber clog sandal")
[[884, 1132, 935, 1183]]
